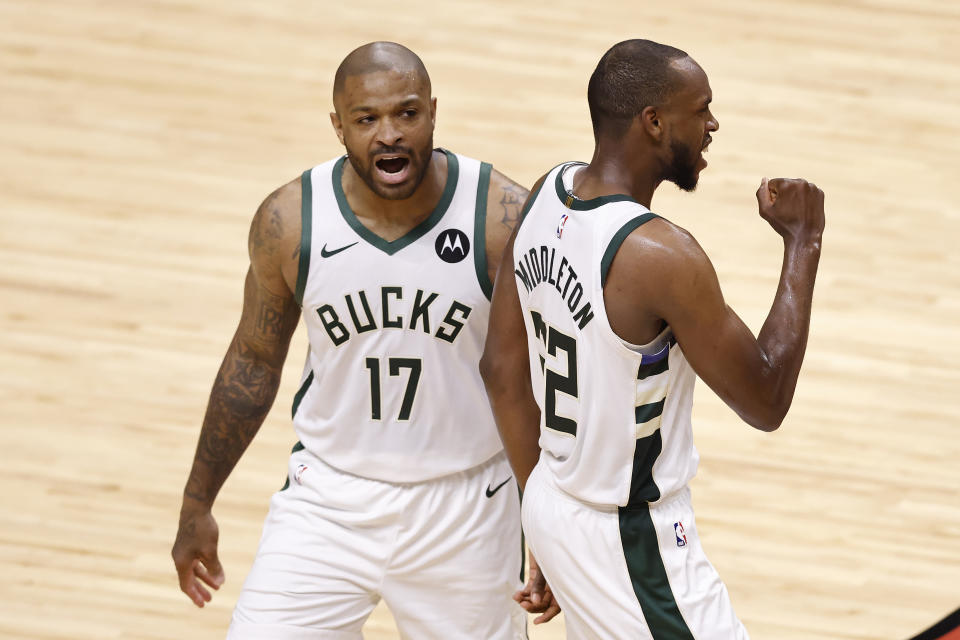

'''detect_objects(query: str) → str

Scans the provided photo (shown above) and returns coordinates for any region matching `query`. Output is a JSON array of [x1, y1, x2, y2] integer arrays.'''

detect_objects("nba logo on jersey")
[[556, 214, 569, 239], [295, 464, 308, 485], [674, 521, 687, 547]]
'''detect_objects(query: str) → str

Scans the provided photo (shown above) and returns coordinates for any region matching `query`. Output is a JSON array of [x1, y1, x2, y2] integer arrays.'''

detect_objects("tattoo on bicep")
[[255, 294, 285, 338], [248, 287, 299, 347], [499, 183, 526, 229], [250, 193, 285, 256]]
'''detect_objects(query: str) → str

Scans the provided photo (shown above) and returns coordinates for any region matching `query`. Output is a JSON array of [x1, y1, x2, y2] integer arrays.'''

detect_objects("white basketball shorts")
[[522, 462, 749, 640], [228, 446, 526, 640]]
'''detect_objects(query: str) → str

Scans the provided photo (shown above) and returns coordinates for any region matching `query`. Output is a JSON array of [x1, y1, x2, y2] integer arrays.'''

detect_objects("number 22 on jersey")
[[530, 310, 579, 437]]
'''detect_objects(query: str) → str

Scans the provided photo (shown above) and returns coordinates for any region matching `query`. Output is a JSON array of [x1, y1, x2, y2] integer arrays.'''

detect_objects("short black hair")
[[587, 39, 689, 138]]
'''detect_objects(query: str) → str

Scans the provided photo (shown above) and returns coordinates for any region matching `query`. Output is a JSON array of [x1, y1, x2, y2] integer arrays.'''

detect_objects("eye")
[[400, 109, 418, 118], [356, 115, 375, 125]]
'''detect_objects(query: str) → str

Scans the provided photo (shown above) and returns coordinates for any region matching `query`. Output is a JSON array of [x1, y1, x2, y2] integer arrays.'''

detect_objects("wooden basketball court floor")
[[1, 1, 958, 638]]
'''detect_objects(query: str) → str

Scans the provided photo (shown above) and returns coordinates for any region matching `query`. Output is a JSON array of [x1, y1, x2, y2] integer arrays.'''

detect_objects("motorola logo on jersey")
[[435, 229, 470, 263]]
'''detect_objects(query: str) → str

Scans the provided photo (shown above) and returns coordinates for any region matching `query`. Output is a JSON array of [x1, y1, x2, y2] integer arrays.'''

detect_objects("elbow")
[[746, 415, 784, 433], [742, 398, 791, 432], [479, 350, 498, 391]]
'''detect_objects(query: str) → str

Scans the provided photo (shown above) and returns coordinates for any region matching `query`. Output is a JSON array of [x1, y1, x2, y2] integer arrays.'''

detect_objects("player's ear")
[[639, 106, 663, 142], [429, 97, 437, 127], [330, 111, 345, 146]]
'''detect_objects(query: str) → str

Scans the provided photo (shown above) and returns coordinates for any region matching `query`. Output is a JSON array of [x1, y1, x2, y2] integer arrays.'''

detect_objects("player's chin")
[[371, 180, 418, 200]]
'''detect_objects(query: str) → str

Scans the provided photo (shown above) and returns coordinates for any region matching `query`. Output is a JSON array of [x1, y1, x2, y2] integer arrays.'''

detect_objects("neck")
[[344, 149, 447, 224], [572, 139, 661, 209]]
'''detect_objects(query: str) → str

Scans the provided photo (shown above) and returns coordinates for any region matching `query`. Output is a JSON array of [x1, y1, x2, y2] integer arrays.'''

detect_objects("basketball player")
[[481, 39, 825, 639], [171, 42, 553, 638]]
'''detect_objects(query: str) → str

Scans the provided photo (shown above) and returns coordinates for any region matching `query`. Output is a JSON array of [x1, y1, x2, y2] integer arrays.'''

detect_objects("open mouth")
[[376, 156, 409, 174]]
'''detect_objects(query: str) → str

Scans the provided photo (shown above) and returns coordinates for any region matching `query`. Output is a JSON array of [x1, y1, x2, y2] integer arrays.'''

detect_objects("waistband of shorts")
[[528, 462, 619, 513], [296, 444, 507, 487], [529, 461, 691, 513]]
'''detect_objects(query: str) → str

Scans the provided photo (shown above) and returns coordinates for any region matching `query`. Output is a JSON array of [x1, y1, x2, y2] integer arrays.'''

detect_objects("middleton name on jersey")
[[313, 286, 473, 347], [514, 244, 595, 330]]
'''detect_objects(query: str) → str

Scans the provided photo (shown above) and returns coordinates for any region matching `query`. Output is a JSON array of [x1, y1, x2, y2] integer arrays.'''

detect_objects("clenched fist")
[[756, 177, 825, 244]]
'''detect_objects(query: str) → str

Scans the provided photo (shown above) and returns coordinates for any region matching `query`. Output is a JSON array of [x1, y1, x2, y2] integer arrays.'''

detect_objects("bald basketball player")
[[171, 42, 555, 638], [481, 39, 824, 639]]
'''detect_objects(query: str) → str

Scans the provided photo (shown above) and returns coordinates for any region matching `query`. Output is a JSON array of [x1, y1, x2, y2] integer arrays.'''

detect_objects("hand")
[[172, 508, 225, 607], [756, 177, 825, 243], [513, 551, 561, 624]]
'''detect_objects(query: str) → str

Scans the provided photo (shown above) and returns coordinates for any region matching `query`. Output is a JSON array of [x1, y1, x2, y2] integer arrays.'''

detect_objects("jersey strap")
[[472, 162, 493, 299], [600, 213, 661, 288], [295, 168, 314, 306]]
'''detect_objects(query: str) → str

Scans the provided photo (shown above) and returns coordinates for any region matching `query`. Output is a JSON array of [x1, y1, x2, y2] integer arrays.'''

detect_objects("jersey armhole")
[[600, 213, 661, 288], [294, 168, 313, 306], [473, 162, 493, 300]]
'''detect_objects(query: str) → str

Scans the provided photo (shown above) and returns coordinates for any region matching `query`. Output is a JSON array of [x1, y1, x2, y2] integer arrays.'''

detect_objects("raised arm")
[[172, 179, 302, 607], [606, 177, 824, 431]]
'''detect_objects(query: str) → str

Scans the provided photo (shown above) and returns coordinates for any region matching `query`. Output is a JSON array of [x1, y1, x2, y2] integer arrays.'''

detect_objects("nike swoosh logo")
[[485, 476, 513, 498], [320, 241, 358, 258]]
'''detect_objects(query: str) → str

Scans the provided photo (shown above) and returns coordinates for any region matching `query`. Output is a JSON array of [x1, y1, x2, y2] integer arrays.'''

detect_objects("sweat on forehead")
[[333, 42, 431, 98]]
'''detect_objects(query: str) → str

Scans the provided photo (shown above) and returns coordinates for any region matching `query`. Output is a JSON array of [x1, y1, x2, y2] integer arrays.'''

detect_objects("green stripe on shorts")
[[618, 505, 695, 639]]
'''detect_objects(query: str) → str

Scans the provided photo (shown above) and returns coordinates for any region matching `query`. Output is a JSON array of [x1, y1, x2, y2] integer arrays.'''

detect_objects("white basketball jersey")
[[291, 150, 503, 482], [514, 162, 700, 507]]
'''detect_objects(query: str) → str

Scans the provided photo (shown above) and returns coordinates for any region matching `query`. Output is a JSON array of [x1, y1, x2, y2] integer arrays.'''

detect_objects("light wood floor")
[[1, 1, 958, 638]]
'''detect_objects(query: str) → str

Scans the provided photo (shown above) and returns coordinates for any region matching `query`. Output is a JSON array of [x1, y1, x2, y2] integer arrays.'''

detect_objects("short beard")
[[347, 135, 435, 201], [664, 138, 699, 192]]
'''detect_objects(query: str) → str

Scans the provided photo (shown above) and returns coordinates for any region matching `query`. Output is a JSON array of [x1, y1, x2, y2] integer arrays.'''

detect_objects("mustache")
[[372, 145, 413, 159]]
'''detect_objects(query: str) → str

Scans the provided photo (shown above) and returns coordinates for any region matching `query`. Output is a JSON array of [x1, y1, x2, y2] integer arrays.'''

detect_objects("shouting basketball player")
[[171, 41, 557, 638], [481, 39, 824, 639]]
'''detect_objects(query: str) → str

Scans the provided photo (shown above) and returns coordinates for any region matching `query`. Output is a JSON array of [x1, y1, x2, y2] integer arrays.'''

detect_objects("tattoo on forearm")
[[500, 184, 525, 229], [184, 283, 299, 505], [185, 341, 282, 504]]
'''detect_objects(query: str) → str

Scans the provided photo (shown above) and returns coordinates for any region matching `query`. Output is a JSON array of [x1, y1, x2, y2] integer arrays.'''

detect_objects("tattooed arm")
[[484, 169, 528, 287], [172, 178, 302, 607]]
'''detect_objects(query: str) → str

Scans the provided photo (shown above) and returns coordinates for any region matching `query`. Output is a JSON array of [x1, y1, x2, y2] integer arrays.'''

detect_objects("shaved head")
[[588, 39, 689, 139], [333, 41, 431, 103]]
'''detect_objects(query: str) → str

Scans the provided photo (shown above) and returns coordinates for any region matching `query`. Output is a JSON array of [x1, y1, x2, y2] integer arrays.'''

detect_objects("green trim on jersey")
[[554, 162, 638, 211], [618, 505, 696, 639], [331, 149, 460, 256], [291, 370, 314, 418], [628, 431, 663, 505], [295, 169, 313, 306], [635, 399, 666, 424], [600, 213, 660, 288], [473, 162, 493, 300]]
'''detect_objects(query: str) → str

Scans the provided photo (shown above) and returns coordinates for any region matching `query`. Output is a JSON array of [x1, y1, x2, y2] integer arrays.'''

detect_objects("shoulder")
[[480, 166, 528, 251], [484, 168, 529, 226], [621, 216, 707, 263], [248, 176, 302, 263], [613, 215, 718, 297]]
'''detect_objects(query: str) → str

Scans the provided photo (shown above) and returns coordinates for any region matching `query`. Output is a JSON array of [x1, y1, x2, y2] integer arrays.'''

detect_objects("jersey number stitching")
[[531, 310, 579, 437], [365, 357, 422, 421]]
